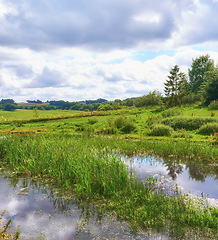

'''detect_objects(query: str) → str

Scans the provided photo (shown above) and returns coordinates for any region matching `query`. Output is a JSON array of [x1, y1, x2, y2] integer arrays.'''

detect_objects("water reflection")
[[123, 155, 218, 201], [0, 172, 169, 240]]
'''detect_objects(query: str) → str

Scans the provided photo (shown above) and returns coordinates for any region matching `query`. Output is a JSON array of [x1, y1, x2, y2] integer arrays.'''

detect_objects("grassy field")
[[0, 105, 218, 239]]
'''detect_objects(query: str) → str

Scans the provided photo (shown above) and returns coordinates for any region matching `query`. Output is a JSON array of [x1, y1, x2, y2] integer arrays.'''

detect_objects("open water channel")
[[0, 154, 217, 239]]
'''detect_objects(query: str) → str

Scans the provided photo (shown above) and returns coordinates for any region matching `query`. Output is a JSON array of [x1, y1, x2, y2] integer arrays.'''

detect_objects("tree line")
[[164, 54, 218, 107], [1, 55, 217, 111]]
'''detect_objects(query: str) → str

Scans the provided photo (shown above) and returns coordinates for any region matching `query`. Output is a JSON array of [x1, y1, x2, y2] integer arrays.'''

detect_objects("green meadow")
[[0, 105, 218, 239]]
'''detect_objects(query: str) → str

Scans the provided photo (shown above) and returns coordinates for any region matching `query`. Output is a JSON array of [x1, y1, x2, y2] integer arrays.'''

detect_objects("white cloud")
[[0, 0, 218, 102]]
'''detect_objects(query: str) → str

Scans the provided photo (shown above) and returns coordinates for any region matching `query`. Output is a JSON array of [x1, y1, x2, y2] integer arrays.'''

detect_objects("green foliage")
[[181, 93, 202, 105], [161, 107, 181, 118], [148, 124, 173, 136], [3, 103, 16, 111], [98, 103, 112, 111], [97, 126, 118, 134], [134, 91, 162, 107], [0, 99, 16, 105], [164, 65, 187, 107], [188, 54, 215, 94], [114, 117, 136, 133], [88, 117, 98, 125], [205, 67, 218, 104], [162, 116, 218, 131], [146, 114, 161, 127], [173, 129, 193, 139], [208, 100, 218, 110], [124, 98, 134, 106], [198, 122, 218, 135]]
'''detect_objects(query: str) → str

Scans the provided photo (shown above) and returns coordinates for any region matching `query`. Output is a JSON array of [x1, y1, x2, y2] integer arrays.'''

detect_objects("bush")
[[148, 124, 173, 136], [134, 91, 162, 107], [181, 93, 202, 104], [114, 117, 136, 134], [88, 117, 98, 125], [198, 122, 218, 135], [146, 115, 161, 127], [162, 116, 218, 131], [3, 103, 16, 111], [161, 108, 181, 118], [208, 100, 218, 110]]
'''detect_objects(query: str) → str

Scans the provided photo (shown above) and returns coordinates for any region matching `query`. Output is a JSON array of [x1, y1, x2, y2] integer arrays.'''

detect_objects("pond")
[[0, 154, 217, 239], [0, 171, 170, 240], [122, 155, 218, 207]]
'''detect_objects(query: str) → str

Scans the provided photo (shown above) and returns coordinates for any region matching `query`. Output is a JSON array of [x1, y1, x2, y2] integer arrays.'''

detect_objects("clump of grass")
[[88, 117, 98, 125], [0, 134, 129, 198], [198, 122, 218, 135], [161, 108, 181, 118], [146, 115, 161, 127], [162, 116, 218, 131], [173, 129, 193, 139], [97, 126, 118, 135], [148, 124, 173, 136], [113, 117, 136, 134]]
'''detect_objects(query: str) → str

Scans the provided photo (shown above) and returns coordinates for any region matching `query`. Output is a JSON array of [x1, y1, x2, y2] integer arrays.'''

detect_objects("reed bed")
[[0, 133, 217, 239]]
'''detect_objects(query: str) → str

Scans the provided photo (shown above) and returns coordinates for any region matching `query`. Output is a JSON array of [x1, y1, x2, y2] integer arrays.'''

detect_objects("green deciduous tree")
[[164, 65, 187, 107], [3, 103, 16, 111], [188, 54, 215, 94], [204, 66, 218, 104]]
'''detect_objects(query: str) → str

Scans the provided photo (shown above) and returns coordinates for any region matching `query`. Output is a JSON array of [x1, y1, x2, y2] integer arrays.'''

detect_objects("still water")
[[0, 171, 169, 240], [0, 154, 217, 239], [123, 155, 218, 206]]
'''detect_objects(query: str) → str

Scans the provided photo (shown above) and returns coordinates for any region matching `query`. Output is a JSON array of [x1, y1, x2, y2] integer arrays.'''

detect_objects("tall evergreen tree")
[[164, 65, 187, 107]]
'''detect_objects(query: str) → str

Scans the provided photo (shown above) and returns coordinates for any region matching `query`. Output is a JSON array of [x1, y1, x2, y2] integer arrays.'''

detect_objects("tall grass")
[[0, 134, 129, 198], [162, 116, 218, 131], [0, 134, 217, 238]]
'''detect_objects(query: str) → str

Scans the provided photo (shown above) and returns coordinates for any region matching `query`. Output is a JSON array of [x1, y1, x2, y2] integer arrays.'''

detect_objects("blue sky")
[[0, 0, 218, 102]]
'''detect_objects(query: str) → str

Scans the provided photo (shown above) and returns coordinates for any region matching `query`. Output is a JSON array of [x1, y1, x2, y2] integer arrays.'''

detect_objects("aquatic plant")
[[0, 134, 217, 239], [0, 210, 20, 240]]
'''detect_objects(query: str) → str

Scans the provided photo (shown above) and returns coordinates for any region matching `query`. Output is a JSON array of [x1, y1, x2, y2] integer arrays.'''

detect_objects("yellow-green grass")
[[0, 107, 217, 141]]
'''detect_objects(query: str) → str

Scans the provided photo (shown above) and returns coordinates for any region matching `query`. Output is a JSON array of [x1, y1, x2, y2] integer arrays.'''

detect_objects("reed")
[[0, 133, 217, 238]]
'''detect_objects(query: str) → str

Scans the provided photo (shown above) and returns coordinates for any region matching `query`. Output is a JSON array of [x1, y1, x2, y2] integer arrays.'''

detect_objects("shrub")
[[88, 117, 98, 125], [198, 122, 218, 135], [161, 108, 181, 118], [114, 117, 136, 134], [162, 116, 218, 131], [148, 124, 173, 136], [181, 93, 202, 104], [146, 115, 161, 127], [3, 103, 16, 111], [208, 100, 218, 110], [134, 91, 162, 107]]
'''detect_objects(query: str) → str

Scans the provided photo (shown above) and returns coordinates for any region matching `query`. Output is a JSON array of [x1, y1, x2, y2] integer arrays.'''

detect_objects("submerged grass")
[[0, 133, 217, 239]]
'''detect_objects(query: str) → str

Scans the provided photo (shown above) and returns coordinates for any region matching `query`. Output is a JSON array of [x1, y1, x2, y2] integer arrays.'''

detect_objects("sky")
[[0, 0, 218, 103]]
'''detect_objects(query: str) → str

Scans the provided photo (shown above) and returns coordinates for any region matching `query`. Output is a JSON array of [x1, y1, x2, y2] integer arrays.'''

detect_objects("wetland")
[[0, 106, 218, 239]]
